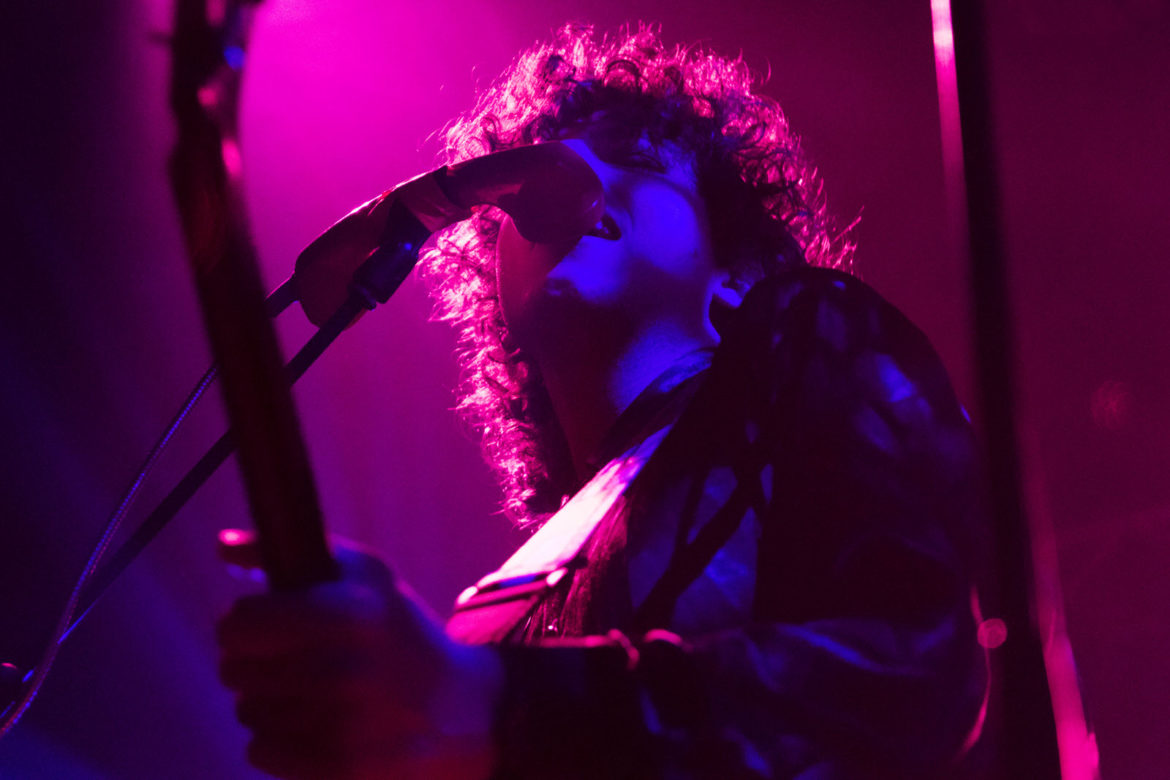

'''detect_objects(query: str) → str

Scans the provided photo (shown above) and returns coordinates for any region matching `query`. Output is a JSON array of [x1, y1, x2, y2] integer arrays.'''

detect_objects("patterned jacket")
[[453, 266, 989, 779]]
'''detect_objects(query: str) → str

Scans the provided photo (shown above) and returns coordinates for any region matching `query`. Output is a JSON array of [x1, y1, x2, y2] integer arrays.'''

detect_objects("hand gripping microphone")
[[294, 142, 605, 325]]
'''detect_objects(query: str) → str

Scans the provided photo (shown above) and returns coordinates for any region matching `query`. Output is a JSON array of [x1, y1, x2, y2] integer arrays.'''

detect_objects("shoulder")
[[725, 266, 946, 377], [720, 265, 965, 412], [713, 264, 977, 493]]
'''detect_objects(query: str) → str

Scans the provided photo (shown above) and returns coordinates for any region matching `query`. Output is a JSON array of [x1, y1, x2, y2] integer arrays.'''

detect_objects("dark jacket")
[[462, 267, 989, 779]]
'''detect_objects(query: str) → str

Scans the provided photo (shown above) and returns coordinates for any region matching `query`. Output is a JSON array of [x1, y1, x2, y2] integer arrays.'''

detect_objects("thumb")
[[217, 528, 264, 570]]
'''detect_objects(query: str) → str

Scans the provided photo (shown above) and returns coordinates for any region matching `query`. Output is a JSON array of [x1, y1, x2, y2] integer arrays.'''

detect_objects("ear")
[[707, 274, 746, 339]]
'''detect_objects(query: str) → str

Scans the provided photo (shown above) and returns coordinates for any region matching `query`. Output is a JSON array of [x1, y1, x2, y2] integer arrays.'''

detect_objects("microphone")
[[294, 142, 605, 325]]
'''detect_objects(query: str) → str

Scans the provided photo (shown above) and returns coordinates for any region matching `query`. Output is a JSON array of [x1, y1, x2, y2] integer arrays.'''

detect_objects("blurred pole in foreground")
[[929, 0, 1099, 777]]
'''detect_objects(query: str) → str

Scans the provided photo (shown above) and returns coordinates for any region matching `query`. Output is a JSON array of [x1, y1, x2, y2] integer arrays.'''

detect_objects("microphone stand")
[[0, 194, 430, 735], [74, 197, 431, 633], [0, 99, 603, 732]]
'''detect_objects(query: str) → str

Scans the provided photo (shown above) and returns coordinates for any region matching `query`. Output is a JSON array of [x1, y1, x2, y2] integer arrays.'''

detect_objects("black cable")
[[0, 363, 219, 736], [1, 203, 424, 736], [72, 292, 361, 629], [0, 278, 349, 736]]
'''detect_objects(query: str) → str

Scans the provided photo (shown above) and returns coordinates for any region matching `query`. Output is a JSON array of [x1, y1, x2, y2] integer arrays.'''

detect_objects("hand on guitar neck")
[[216, 529, 503, 780]]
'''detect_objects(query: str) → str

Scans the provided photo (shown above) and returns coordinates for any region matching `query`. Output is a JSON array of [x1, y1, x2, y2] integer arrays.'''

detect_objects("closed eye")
[[613, 151, 667, 173]]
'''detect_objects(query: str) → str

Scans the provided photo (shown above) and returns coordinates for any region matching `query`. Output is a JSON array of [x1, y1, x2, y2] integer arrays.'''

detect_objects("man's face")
[[496, 131, 725, 362]]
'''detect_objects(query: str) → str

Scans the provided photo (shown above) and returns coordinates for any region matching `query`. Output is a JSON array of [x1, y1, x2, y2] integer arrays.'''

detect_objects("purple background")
[[2, 0, 1167, 776]]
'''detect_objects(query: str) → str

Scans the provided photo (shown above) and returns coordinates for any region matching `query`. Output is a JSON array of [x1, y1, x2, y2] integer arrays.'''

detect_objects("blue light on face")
[[533, 137, 715, 306]]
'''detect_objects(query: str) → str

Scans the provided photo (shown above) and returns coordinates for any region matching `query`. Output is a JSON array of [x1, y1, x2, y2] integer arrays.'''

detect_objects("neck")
[[537, 319, 715, 480]]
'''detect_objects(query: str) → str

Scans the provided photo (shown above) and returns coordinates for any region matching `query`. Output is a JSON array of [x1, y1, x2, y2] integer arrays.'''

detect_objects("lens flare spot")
[[977, 618, 1008, 649]]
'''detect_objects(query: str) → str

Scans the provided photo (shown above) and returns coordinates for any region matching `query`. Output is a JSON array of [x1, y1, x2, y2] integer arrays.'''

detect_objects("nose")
[[560, 138, 622, 241], [560, 138, 604, 176]]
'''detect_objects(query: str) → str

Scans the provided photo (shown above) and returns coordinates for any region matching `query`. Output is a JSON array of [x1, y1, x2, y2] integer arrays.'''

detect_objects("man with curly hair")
[[217, 24, 989, 779]]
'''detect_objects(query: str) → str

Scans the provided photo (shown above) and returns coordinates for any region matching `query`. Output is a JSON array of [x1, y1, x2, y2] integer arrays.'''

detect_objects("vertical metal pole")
[[930, 1, 1063, 776]]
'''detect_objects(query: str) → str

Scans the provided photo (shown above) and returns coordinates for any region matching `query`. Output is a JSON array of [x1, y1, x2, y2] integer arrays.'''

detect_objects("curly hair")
[[418, 22, 854, 525]]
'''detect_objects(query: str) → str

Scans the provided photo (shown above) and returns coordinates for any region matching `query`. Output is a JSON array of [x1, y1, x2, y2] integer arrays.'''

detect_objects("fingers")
[[246, 735, 342, 780], [246, 737, 330, 780], [213, 530, 496, 778], [244, 728, 486, 780], [235, 694, 424, 743], [235, 694, 344, 735], [224, 654, 434, 779], [220, 648, 375, 700], [245, 731, 423, 780], [235, 691, 434, 780], [217, 590, 392, 659], [216, 591, 444, 706]]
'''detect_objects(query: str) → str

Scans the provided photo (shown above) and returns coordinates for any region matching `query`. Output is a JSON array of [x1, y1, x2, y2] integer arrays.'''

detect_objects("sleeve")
[[487, 268, 990, 780]]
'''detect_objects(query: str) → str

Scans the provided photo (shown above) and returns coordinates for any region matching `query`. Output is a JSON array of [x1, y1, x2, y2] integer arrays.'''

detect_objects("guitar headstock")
[[168, 0, 264, 269], [170, 0, 262, 142]]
